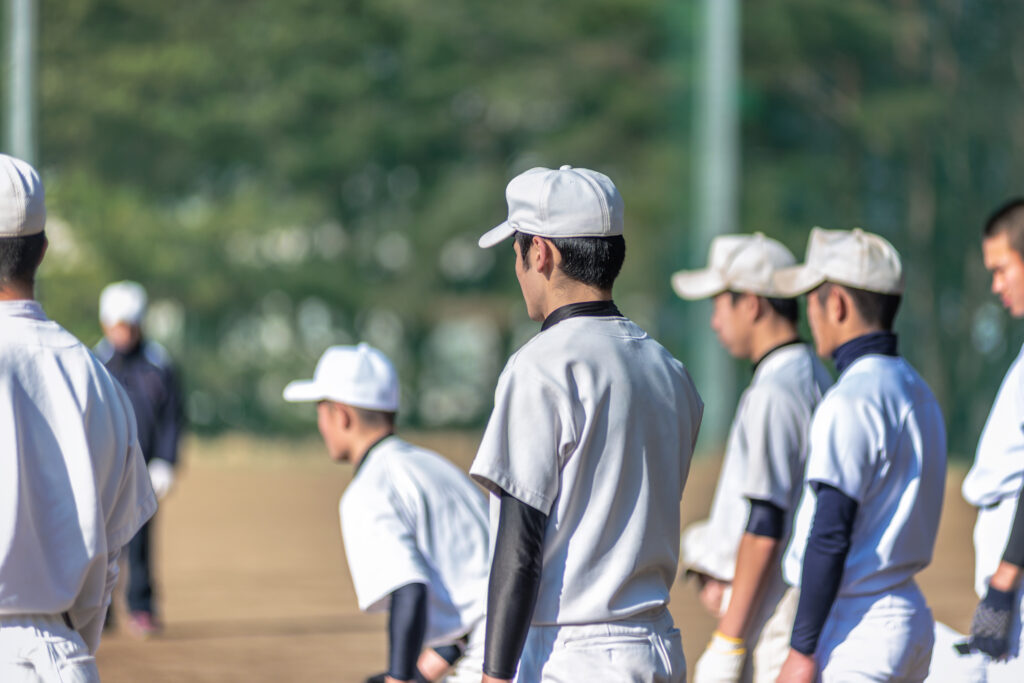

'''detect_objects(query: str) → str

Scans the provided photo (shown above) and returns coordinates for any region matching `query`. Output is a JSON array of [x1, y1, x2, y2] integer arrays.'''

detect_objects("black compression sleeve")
[[1001, 484, 1024, 568], [790, 483, 858, 656], [483, 492, 547, 679], [388, 582, 428, 681], [745, 499, 785, 539]]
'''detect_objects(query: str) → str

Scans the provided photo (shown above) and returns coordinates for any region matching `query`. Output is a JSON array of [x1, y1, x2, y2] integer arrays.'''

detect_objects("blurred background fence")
[[9, 0, 1024, 457]]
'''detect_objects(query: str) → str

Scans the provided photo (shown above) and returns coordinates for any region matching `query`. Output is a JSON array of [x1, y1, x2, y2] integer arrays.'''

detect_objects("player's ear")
[[831, 286, 850, 324], [534, 237, 557, 276]]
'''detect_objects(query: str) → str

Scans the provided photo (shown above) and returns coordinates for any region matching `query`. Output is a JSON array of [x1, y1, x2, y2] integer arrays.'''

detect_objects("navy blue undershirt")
[[746, 499, 785, 539], [789, 331, 898, 656], [388, 582, 428, 680], [832, 331, 898, 374]]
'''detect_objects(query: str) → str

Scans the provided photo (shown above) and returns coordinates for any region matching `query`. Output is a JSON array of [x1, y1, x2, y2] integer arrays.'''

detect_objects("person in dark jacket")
[[96, 280, 184, 638]]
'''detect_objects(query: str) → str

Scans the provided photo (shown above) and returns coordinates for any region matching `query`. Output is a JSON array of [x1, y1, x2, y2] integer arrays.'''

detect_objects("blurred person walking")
[[96, 280, 184, 638], [0, 154, 156, 681]]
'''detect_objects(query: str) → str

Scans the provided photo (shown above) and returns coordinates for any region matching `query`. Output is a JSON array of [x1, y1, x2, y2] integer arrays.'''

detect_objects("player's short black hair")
[[984, 198, 1024, 257], [816, 282, 902, 331], [351, 406, 396, 430], [515, 231, 626, 291], [0, 232, 45, 287], [727, 291, 799, 325]]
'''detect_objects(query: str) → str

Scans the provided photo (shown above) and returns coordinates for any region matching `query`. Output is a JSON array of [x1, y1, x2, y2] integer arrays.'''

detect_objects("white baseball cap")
[[0, 154, 45, 237], [478, 165, 624, 248], [283, 343, 400, 412], [772, 227, 904, 297], [99, 281, 148, 326], [671, 232, 796, 299]]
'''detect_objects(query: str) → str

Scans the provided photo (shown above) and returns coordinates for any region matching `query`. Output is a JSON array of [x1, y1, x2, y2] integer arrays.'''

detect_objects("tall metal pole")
[[692, 0, 739, 445], [6, 0, 37, 164]]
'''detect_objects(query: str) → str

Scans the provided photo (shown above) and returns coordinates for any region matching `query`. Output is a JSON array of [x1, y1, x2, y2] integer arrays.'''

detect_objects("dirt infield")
[[95, 432, 977, 682]]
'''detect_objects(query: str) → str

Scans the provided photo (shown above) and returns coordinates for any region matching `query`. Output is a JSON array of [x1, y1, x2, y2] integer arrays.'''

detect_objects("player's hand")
[[148, 459, 175, 500], [969, 584, 1016, 658], [775, 649, 815, 683], [693, 631, 745, 683], [699, 578, 728, 616]]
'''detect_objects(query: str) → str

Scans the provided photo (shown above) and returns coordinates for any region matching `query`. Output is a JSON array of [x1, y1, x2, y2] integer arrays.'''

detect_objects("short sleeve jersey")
[[686, 343, 831, 582], [963, 342, 1024, 508], [0, 301, 157, 622], [783, 355, 947, 597], [470, 315, 704, 625], [340, 436, 489, 647]]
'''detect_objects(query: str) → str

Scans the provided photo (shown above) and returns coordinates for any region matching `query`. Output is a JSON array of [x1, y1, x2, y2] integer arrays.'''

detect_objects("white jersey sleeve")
[[470, 357, 576, 514], [740, 386, 805, 510], [802, 393, 876, 503], [340, 480, 431, 613]]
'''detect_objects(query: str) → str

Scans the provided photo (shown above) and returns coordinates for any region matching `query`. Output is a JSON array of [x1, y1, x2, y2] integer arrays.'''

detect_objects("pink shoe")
[[127, 611, 160, 639]]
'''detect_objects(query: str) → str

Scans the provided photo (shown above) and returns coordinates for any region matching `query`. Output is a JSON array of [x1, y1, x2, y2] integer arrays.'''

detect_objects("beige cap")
[[0, 154, 45, 237], [671, 232, 796, 299], [772, 227, 904, 297], [479, 165, 624, 248], [283, 343, 400, 412]]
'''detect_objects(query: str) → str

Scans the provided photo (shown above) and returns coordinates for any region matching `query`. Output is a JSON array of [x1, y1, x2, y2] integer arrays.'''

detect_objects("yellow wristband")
[[712, 630, 744, 645]]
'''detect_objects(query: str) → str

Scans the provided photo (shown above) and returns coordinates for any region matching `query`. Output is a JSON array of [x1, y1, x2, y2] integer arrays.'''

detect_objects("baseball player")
[[772, 227, 947, 682], [672, 233, 832, 683], [957, 198, 1024, 681], [95, 280, 184, 638], [283, 343, 489, 683], [0, 154, 157, 681], [470, 165, 704, 682]]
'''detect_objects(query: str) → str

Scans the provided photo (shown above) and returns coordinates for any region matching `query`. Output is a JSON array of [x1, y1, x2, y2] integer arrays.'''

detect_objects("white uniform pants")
[[972, 498, 1024, 682], [751, 587, 799, 683], [0, 614, 99, 683], [515, 607, 684, 682], [925, 622, 987, 683], [816, 581, 934, 682], [443, 618, 485, 683]]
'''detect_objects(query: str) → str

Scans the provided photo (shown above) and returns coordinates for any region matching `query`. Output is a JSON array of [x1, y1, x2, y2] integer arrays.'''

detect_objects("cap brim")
[[282, 379, 325, 403], [478, 221, 516, 249], [671, 269, 727, 300], [772, 265, 826, 298]]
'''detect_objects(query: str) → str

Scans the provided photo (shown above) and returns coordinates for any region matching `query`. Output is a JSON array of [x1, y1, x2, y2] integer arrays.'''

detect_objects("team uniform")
[[95, 337, 183, 622], [960, 342, 1024, 682], [783, 353, 947, 681], [340, 435, 489, 682], [471, 309, 704, 682], [0, 300, 157, 680], [681, 341, 831, 681]]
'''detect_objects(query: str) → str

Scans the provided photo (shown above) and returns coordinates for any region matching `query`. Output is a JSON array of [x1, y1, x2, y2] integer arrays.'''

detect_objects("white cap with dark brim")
[[772, 227, 905, 297]]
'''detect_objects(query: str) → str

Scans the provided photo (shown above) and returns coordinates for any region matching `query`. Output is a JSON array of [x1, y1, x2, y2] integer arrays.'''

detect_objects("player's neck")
[[0, 281, 34, 301], [749, 318, 800, 364], [348, 428, 395, 468], [540, 279, 611, 319]]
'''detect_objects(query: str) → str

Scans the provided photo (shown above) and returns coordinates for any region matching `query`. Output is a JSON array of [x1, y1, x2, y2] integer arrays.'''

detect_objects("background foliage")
[[16, 0, 1024, 456]]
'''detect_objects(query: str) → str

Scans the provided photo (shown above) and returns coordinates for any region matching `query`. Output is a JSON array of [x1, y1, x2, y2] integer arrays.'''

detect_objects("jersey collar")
[[354, 433, 396, 475], [541, 300, 622, 332], [751, 338, 803, 375]]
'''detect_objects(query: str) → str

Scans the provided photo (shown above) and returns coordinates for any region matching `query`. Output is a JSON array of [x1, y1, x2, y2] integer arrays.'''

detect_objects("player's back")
[[0, 300, 155, 617], [340, 435, 489, 646], [499, 314, 703, 625]]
